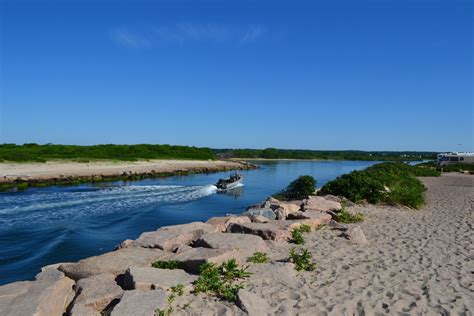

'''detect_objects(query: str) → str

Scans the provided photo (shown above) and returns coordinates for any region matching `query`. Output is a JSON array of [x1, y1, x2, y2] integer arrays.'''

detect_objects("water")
[[0, 160, 377, 285]]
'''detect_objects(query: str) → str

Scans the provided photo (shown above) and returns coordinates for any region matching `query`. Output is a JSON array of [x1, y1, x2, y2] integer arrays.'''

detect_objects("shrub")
[[320, 162, 433, 209], [298, 224, 311, 233], [152, 260, 183, 270], [248, 252, 269, 263], [289, 248, 316, 271], [193, 259, 251, 302], [334, 207, 364, 224], [290, 228, 305, 245], [273, 175, 316, 201]]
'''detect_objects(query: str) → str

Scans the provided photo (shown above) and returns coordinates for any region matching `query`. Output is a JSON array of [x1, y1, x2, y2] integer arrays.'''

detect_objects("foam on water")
[[0, 184, 218, 231]]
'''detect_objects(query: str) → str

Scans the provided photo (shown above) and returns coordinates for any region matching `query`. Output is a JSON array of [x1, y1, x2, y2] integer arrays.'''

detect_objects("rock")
[[237, 290, 271, 316], [304, 196, 341, 212], [274, 207, 286, 220], [116, 239, 134, 250], [40, 262, 71, 272], [123, 267, 197, 291], [286, 210, 332, 229], [59, 247, 170, 280], [241, 207, 276, 220], [171, 247, 240, 274], [69, 273, 123, 316], [174, 244, 193, 253], [0, 268, 74, 316], [327, 220, 347, 231], [206, 216, 251, 232], [320, 194, 341, 203], [195, 233, 268, 261], [264, 197, 302, 214], [345, 226, 368, 245], [110, 289, 168, 316], [227, 222, 291, 241], [134, 222, 218, 251], [248, 215, 269, 223]]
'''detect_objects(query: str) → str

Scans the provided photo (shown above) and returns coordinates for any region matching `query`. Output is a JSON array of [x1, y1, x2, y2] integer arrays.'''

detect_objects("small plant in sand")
[[334, 207, 364, 224], [152, 260, 183, 270], [247, 251, 269, 263], [193, 259, 251, 301], [289, 248, 316, 271], [290, 224, 312, 245], [154, 284, 185, 316], [290, 228, 306, 245]]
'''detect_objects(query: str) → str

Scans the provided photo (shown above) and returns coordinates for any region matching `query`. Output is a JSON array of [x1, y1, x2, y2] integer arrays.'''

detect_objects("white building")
[[437, 152, 474, 165]]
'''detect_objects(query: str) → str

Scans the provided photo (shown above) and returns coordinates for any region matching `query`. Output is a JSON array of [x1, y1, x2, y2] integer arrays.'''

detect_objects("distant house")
[[437, 152, 474, 165]]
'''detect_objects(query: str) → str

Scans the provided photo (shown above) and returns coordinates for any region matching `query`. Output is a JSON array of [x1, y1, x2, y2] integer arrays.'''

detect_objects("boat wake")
[[0, 184, 218, 230]]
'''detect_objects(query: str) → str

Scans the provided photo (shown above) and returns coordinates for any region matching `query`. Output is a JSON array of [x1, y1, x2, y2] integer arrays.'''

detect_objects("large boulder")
[[237, 290, 271, 316], [304, 196, 341, 212], [123, 267, 197, 291], [0, 268, 74, 316], [171, 247, 240, 274], [241, 208, 276, 220], [195, 233, 268, 261], [59, 247, 170, 280], [133, 222, 218, 251], [286, 210, 332, 229], [344, 226, 368, 245], [206, 216, 251, 232], [110, 289, 168, 316], [69, 273, 123, 316], [264, 197, 302, 214], [227, 222, 291, 241], [248, 215, 270, 223]]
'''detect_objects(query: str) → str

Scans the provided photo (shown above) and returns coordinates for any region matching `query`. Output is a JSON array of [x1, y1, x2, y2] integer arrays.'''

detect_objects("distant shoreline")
[[0, 159, 256, 190]]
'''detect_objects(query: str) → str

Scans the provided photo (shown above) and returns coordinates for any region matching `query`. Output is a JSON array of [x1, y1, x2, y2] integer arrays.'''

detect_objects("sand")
[[0, 160, 250, 183], [172, 173, 473, 315]]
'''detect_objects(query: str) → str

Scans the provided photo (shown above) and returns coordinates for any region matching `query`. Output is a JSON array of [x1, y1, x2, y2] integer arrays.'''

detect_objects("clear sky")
[[1, 0, 472, 152]]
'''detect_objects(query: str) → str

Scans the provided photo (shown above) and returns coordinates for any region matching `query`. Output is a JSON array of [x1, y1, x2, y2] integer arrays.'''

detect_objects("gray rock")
[[241, 208, 276, 220], [227, 222, 291, 241], [248, 215, 269, 223], [171, 247, 240, 273], [345, 225, 368, 245], [237, 290, 271, 316], [174, 244, 193, 253], [110, 289, 168, 316], [264, 197, 302, 214], [274, 207, 286, 220], [59, 247, 170, 280], [304, 196, 341, 212], [134, 222, 218, 251], [206, 216, 251, 232], [0, 268, 74, 316], [286, 210, 332, 229], [195, 232, 268, 261], [123, 267, 197, 291], [69, 273, 123, 316]]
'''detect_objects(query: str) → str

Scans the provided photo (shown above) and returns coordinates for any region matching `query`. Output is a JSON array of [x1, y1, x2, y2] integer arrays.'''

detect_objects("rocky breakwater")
[[0, 194, 368, 315]]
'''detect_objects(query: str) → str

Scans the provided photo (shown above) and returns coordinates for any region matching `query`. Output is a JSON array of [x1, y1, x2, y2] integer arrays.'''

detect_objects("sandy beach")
[[170, 173, 473, 315], [0, 160, 252, 184]]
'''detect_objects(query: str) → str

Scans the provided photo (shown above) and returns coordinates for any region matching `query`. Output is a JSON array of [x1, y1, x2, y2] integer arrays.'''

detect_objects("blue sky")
[[1, 0, 472, 151]]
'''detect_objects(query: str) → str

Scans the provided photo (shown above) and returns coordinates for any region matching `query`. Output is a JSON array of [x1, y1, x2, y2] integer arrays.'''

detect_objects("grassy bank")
[[0, 144, 215, 162], [215, 148, 436, 161], [320, 162, 440, 209]]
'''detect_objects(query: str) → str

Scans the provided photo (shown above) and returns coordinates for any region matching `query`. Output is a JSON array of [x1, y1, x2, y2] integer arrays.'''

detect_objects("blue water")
[[0, 160, 378, 285]]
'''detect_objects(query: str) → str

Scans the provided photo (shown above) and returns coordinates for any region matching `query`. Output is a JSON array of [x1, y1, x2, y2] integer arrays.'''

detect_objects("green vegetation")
[[154, 284, 184, 316], [151, 260, 183, 270], [215, 147, 436, 161], [247, 252, 269, 264], [298, 224, 312, 233], [289, 248, 316, 271], [193, 259, 251, 302], [333, 207, 365, 223], [0, 143, 215, 162], [419, 161, 474, 173], [273, 175, 316, 201], [320, 162, 440, 209], [290, 224, 312, 244]]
